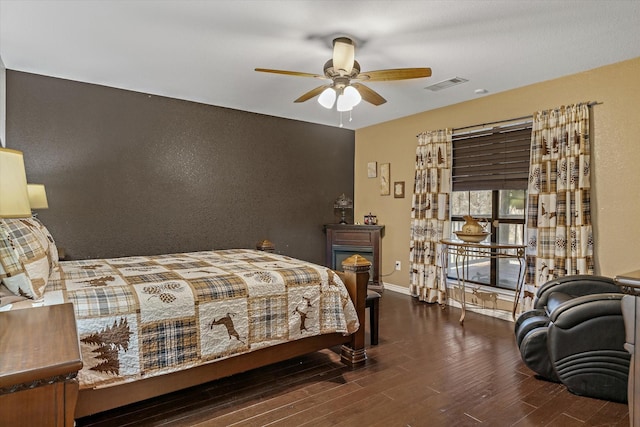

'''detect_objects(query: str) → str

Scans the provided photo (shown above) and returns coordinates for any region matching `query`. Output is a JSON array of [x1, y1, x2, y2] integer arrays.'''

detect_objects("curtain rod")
[[452, 115, 532, 134], [416, 101, 602, 137]]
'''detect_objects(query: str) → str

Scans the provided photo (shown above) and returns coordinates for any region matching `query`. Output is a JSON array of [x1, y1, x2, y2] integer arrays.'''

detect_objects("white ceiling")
[[1, 0, 639, 130]]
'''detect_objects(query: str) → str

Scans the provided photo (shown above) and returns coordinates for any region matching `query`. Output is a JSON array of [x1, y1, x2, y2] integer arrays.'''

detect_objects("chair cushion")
[[518, 326, 559, 382], [366, 289, 381, 300], [515, 314, 550, 348], [545, 292, 574, 316]]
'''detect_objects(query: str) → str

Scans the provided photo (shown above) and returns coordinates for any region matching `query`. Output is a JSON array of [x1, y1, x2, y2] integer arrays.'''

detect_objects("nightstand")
[[0, 303, 82, 426]]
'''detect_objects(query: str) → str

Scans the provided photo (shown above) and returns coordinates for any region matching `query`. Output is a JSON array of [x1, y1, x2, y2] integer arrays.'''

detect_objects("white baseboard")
[[381, 282, 410, 295]]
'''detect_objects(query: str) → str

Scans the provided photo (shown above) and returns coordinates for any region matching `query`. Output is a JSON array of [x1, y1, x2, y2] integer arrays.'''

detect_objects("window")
[[447, 120, 531, 290], [450, 189, 526, 290]]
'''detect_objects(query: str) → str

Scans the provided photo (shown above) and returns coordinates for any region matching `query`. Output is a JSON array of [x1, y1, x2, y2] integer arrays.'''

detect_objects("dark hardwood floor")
[[77, 291, 629, 427]]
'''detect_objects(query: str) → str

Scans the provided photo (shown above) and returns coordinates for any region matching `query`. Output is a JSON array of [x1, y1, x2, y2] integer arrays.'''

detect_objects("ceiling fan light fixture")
[[336, 86, 361, 112], [332, 37, 355, 75], [256, 35, 430, 115], [318, 87, 337, 109], [343, 85, 361, 107], [336, 96, 351, 112]]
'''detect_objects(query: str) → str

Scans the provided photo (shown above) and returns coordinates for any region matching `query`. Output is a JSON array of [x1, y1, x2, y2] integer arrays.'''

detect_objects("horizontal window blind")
[[452, 121, 532, 191]]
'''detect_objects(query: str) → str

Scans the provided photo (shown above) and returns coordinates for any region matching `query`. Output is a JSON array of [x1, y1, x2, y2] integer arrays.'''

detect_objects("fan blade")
[[332, 37, 355, 75], [356, 67, 432, 82], [352, 83, 387, 106], [294, 85, 332, 103], [255, 68, 325, 79]]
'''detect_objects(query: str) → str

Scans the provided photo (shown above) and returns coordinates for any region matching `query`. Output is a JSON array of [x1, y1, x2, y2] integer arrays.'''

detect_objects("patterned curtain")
[[521, 103, 593, 310], [409, 129, 452, 304]]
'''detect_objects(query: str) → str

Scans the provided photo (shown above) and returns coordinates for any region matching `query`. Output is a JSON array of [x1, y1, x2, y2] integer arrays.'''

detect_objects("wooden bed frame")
[[73, 255, 371, 419]]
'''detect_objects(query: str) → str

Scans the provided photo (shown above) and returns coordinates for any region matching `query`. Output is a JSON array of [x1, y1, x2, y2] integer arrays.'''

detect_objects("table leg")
[[455, 248, 466, 325], [511, 257, 526, 319]]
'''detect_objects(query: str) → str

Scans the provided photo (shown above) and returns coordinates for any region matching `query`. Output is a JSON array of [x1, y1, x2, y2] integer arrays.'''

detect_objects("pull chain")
[[338, 110, 354, 127]]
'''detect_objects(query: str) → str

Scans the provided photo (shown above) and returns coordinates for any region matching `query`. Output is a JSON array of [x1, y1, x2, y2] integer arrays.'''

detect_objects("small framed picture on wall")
[[380, 163, 390, 196], [367, 161, 377, 178], [394, 181, 405, 198]]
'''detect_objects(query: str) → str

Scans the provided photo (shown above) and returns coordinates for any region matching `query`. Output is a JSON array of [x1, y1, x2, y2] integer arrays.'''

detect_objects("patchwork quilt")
[[41, 249, 359, 390]]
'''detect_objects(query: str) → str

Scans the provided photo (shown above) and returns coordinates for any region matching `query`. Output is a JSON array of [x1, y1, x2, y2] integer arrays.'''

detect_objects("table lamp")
[[333, 193, 353, 224], [0, 148, 32, 218], [27, 184, 49, 210]]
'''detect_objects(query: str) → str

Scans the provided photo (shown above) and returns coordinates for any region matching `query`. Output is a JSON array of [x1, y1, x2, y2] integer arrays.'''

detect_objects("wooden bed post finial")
[[340, 254, 371, 367], [341, 254, 371, 271], [256, 239, 275, 252]]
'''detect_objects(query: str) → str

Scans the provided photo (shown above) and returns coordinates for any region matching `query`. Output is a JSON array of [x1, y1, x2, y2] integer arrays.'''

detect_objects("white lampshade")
[[0, 148, 32, 218], [27, 184, 49, 209], [318, 87, 337, 109], [332, 37, 355, 75], [343, 86, 361, 107], [336, 96, 349, 112], [336, 86, 362, 112]]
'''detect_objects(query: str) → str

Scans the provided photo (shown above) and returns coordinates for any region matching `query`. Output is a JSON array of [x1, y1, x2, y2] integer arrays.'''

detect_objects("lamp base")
[[339, 208, 347, 224]]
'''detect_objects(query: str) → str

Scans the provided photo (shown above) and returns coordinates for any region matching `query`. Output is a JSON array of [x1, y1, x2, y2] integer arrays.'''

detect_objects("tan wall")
[[355, 57, 640, 289]]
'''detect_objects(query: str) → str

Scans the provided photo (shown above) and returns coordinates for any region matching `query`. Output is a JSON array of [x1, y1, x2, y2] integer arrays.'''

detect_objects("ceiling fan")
[[255, 37, 432, 111]]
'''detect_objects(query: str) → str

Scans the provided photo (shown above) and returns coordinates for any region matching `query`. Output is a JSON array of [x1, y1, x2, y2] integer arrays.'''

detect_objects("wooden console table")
[[325, 224, 384, 292], [440, 239, 526, 325], [0, 303, 83, 426]]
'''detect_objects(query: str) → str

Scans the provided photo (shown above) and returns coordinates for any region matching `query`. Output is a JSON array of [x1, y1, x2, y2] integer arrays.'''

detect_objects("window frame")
[[448, 119, 532, 290], [449, 190, 526, 290]]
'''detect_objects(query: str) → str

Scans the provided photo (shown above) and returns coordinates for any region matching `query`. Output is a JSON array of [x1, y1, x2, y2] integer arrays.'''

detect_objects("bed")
[[0, 217, 369, 419]]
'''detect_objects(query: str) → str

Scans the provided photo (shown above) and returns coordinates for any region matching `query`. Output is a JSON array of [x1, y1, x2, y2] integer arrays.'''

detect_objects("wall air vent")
[[425, 77, 469, 91]]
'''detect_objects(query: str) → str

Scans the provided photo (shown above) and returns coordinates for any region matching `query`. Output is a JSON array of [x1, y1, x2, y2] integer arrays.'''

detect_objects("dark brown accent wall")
[[6, 71, 354, 264]]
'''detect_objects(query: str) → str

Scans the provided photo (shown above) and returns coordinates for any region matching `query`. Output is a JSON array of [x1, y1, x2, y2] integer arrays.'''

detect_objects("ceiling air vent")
[[425, 77, 469, 91]]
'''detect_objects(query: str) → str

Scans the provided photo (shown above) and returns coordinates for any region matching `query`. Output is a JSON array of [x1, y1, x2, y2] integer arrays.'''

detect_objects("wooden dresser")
[[0, 303, 82, 426], [324, 224, 385, 292]]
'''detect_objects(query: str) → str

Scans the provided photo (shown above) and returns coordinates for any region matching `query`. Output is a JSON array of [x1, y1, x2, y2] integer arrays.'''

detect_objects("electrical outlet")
[[395, 261, 401, 271]]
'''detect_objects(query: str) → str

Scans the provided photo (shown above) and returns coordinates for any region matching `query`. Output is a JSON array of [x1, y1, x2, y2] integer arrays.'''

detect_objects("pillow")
[[1, 216, 59, 269], [0, 218, 50, 299], [0, 283, 28, 308], [31, 217, 60, 268]]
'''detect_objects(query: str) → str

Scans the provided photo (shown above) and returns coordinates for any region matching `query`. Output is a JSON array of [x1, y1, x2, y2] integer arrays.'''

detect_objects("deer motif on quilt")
[[293, 296, 313, 333], [210, 312, 245, 344]]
